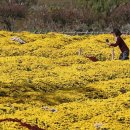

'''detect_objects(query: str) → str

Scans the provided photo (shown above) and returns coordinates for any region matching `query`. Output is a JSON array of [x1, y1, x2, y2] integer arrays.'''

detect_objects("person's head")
[[111, 28, 122, 37]]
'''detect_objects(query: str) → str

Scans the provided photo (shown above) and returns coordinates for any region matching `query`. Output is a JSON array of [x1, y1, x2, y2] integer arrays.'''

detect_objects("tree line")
[[0, 0, 130, 32]]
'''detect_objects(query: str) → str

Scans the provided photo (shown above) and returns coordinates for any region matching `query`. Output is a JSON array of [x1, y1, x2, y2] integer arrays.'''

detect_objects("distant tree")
[[14, 0, 37, 6], [0, 0, 27, 31], [0, 0, 37, 31], [110, 2, 130, 27]]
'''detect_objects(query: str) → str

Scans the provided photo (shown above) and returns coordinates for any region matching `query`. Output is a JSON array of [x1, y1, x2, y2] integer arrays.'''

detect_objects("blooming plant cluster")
[[0, 31, 130, 130]]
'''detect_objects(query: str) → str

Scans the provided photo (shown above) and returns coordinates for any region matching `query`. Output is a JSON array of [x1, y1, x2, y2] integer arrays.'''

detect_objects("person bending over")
[[106, 28, 129, 60]]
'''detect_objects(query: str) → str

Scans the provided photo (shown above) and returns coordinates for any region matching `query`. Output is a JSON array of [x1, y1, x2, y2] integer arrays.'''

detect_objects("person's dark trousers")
[[119, 50, 129, 60]]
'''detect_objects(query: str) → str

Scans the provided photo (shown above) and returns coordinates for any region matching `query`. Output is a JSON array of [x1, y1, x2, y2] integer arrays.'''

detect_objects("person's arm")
[[109, 37, 119, 47]]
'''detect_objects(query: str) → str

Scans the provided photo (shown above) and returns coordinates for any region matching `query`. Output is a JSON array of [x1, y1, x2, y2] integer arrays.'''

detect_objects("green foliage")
[[82, 0, 128, 13]]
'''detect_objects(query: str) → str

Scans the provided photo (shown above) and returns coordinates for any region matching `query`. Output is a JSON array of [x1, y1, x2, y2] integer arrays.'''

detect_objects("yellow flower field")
[[0, 31, 130, 130]]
